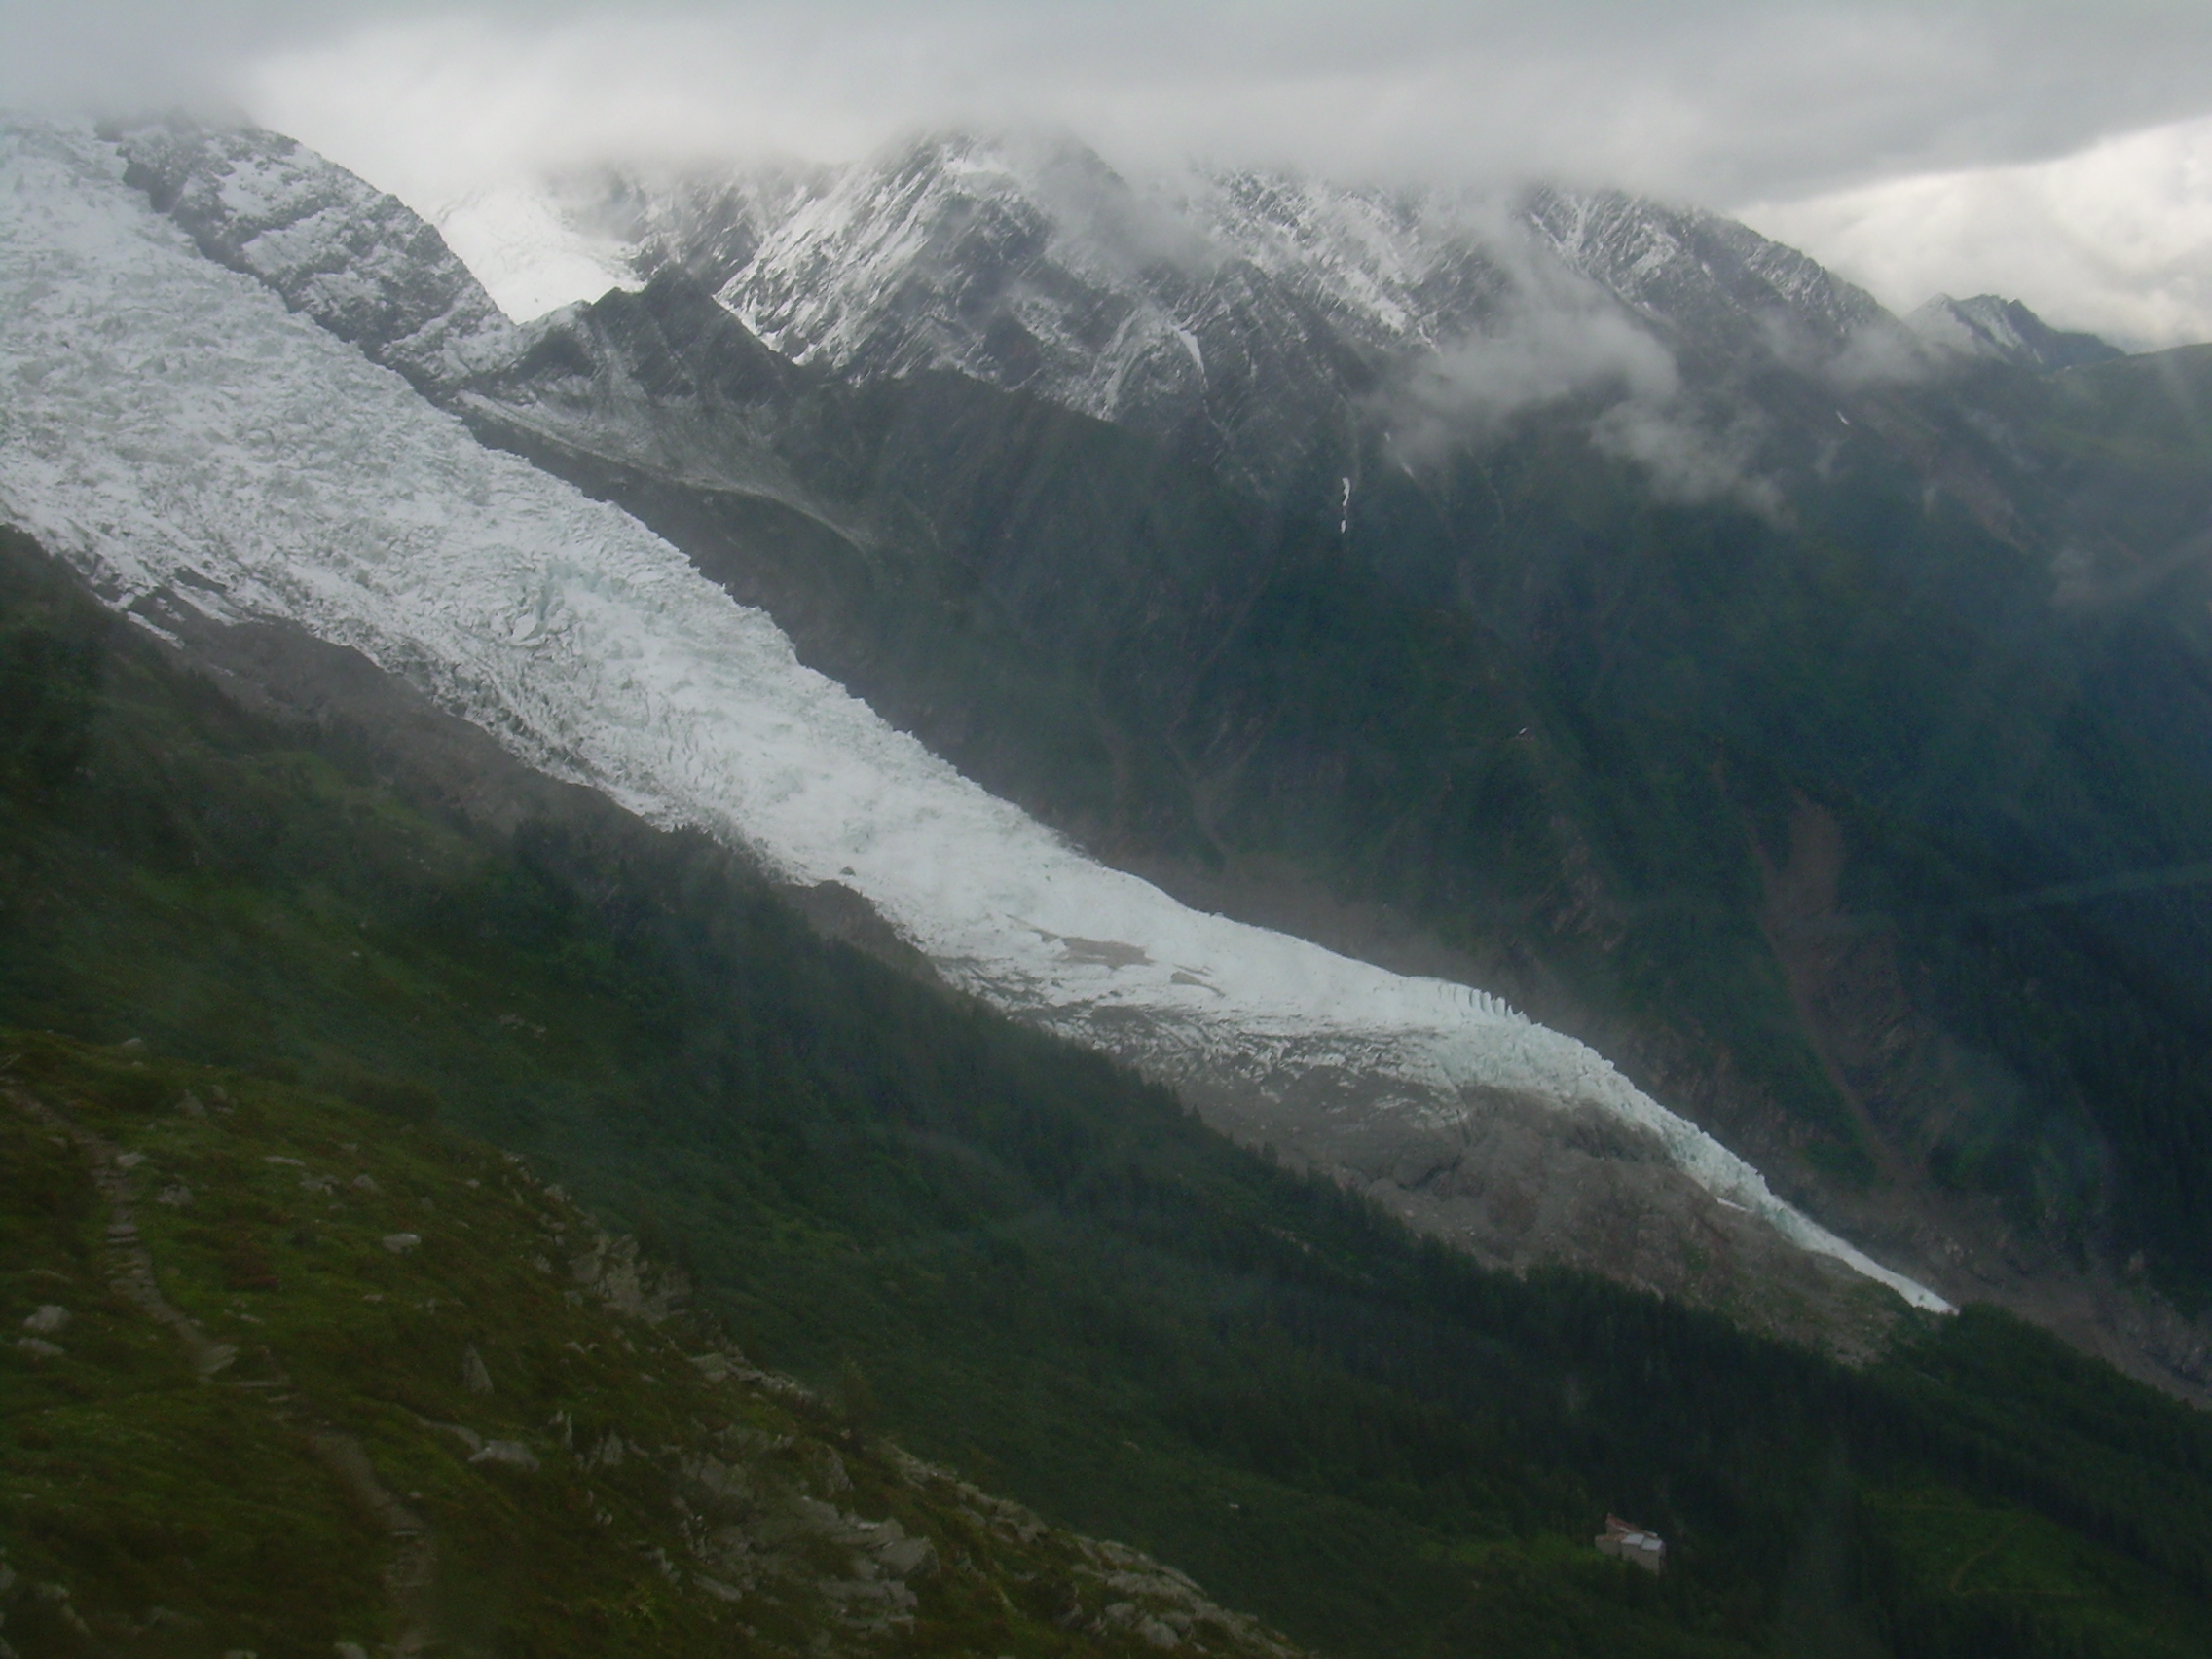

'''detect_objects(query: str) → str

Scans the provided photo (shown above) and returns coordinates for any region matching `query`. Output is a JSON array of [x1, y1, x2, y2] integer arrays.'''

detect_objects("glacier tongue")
[[0, 123, 1951, 1315]]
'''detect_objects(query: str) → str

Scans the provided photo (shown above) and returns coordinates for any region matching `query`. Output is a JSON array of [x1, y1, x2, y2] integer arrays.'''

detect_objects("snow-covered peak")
[[397, 131, 1895, 494], [1906, 292, 2123, 372], [1524, 186, 1891, 359], [713, 132, 1521, 387], [684, 132, 1525, 490], [108, 119, 514, 387]]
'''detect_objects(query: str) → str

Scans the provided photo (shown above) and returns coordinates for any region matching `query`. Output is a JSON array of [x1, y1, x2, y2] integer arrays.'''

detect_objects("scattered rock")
[[157, 1182, 194, 1208], [877, 1532, 939, 1579], [351, 1173, 379, 1193], [16, 1339, 63, 1359], [175, 1092, 206, 1118], [468, 1440, 537, 1472], [263, 1156, 305, 1167], [425, 1420, 482, 1455], [117, 1038, 144, 1054], [461, 1344, 493, 1395], [114, 1152, 145, 1170], [21, 1306, 69, 1334], [335, 1644, 369, 1659], [380, 1233, 421, 1254], [569, 1232, 686, 1322]]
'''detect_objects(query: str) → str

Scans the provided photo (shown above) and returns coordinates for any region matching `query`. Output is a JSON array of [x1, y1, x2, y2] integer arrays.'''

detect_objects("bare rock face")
[[1522, 186, 1892, 361]]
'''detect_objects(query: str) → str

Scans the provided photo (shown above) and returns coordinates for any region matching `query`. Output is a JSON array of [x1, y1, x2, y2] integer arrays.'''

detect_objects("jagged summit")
[[1907, 291, 2123, 371], [689, 130, 1506, 491], [103, 117, 1917, 501]]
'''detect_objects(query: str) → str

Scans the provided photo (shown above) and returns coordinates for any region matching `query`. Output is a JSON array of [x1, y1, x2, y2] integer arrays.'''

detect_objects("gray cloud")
[[7, 2, 2212, 202], [8, 2, 2212, 339], [1379, 234, 1785, 513]]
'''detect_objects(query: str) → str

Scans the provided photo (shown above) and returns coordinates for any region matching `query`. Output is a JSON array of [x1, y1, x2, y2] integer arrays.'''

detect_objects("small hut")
[[1595, 1513, 1666, 1574]]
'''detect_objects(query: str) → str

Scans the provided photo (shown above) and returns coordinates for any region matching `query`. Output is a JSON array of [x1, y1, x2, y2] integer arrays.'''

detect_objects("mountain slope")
[[0, 1030, 1308, 1659], [95, 118, 2212, 1393], [108, 120, 514, 389], [430, 133, 2212, 1377], [6, 524, 2212, 1659]]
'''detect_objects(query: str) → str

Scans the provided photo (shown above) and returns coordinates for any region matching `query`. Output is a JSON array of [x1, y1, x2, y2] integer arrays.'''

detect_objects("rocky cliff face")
[[591, 132, 1912, 494], [1522, 184, 1894, 361], [108, 119, 515, 388]]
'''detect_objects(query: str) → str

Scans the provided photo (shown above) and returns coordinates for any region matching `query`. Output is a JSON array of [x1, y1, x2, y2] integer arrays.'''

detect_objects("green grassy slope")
[[0, 1030, 1309, 1659], [6, 528, 2212, 1658]]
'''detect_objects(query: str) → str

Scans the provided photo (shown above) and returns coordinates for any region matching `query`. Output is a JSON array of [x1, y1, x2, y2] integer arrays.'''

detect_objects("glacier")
[[0, 122, 1951, 1314]]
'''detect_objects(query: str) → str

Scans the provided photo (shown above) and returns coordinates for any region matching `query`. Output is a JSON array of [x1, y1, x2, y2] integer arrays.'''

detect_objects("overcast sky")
[[6, 1, 2212, 345]]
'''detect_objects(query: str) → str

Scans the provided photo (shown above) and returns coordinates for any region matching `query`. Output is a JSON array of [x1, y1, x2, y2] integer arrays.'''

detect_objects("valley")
[[5, 107, 2212, 1657]]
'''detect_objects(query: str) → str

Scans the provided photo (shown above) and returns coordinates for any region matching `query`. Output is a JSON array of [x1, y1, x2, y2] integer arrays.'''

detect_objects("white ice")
[[0, 123, 1952, 1313]]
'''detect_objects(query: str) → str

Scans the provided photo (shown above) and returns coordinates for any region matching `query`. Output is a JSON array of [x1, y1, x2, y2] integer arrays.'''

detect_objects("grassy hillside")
[[0, 1030, 1306, 1659], [7, 527, 2212, 1658]]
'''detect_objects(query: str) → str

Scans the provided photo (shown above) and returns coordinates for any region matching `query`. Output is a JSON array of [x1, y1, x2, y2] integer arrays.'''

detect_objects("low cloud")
[[7, 4, 2208, 203], [1396, 305, 1677, 438], [1591, 400, 1782, 516], [1384, 243, 1779, 514], [9, 2, 2212, 349]]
